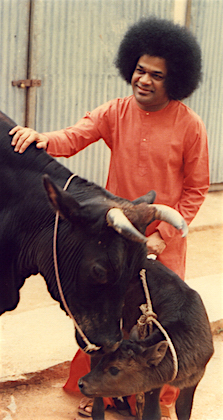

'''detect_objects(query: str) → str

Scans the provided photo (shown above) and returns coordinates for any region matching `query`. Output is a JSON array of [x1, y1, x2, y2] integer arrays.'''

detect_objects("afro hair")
[[115, 17, 202, 100]]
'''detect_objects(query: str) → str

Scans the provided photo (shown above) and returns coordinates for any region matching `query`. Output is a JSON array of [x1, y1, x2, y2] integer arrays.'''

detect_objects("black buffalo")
[[0, 111, 187, 353]]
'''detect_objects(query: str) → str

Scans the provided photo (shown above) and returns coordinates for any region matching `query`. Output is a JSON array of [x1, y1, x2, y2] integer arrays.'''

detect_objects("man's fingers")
[[9, 125, 23, 136], [10, 126, 25, 145], [11, 131, 27, 146], [14, 134, 35, 153], [10, 126, 48, 153], [9, 126, 36, 152]]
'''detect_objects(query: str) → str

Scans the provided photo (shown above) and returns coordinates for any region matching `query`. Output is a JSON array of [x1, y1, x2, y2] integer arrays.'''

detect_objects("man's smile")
[[136, 84, 154, 94]]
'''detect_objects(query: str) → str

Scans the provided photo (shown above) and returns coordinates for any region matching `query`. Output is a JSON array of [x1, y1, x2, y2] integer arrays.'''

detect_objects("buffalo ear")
[[132, 190, 156, 205], [43, 174, 81, 221], [143, 341, 168, 367]]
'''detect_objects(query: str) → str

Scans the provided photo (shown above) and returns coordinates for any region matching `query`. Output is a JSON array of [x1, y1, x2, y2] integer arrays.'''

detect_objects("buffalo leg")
[[142, 388, 161, 420], [90, 355, 105, 420], [175, 384, 198, 420]]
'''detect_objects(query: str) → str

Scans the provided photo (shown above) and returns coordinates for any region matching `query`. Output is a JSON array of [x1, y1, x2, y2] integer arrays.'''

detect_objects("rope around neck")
[[139, 269, 178, 382], [53, 174, 101, 353]]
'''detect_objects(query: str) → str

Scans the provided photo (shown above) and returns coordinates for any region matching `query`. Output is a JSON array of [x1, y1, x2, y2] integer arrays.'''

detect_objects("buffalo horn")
[[107, 205, 188, 243], [106, 208, 147, 243], [152, 204, 188, 237]]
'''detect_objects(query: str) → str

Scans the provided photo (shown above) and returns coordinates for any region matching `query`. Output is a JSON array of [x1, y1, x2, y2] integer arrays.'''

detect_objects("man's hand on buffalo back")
[[9, 126, 49, 153]]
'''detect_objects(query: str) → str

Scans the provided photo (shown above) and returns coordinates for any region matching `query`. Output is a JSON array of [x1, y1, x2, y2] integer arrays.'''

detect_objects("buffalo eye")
[[109, 366, 120, 376], [91, 263, 108, 284]]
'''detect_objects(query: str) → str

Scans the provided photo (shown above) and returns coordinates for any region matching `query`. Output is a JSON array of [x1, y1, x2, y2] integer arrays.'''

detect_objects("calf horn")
[[106, 205, 188, 243]]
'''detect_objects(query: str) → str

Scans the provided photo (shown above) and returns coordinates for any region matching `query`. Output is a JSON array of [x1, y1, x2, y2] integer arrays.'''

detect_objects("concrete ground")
[[0, 191, 223, 419]]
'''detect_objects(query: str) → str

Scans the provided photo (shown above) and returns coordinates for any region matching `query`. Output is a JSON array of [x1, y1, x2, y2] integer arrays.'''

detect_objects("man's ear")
[[143, 341, 168, 367]]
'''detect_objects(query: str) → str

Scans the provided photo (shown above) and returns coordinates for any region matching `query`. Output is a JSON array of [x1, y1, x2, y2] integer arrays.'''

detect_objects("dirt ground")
[[1, 226, 223, 420], [0, 331, 222, 420]]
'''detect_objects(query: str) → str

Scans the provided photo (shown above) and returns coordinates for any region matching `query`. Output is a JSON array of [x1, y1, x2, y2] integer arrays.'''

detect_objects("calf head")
[[43, 175, 187, 353], [78, 339, 169, 397]]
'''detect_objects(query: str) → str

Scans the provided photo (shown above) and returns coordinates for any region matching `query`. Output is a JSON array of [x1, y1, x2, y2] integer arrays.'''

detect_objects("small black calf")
[[79, 258, 214, 420]]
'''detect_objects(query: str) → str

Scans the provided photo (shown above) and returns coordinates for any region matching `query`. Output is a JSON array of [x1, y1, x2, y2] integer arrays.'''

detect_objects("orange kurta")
[[46, 96, 209, 279]]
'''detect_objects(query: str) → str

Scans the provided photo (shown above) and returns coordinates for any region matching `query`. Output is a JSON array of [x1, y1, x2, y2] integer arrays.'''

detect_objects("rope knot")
[[139, 303, 157, 322], [137, 303, 157, 337]]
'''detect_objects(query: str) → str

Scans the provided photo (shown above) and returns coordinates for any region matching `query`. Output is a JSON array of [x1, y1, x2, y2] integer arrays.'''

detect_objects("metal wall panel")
[[31, 0, 174, 186], [1, 0, 222, 185], [0, 0, 30, 123], [185, 0, 223, 184]]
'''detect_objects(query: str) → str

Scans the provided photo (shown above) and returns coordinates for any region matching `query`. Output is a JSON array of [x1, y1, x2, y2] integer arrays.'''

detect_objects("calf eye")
[[109, 366, 120, 376]]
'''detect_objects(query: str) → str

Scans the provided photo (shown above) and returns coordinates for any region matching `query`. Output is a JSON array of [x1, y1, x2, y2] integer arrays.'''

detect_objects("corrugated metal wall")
[[1, 0, 222, 186], [0, 0, 30, 123], [185, 0, 223, 185], [31, 0, 174, 186]]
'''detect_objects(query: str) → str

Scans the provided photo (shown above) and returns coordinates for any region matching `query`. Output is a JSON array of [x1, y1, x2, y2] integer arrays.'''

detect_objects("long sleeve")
[[156, 118, 209, 245], [45, 102, 114, 157]]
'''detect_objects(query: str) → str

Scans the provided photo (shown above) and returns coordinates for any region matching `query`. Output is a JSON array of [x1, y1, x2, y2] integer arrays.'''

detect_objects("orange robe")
[[45, 96, 209, 411], [46, 96, 209, 279]]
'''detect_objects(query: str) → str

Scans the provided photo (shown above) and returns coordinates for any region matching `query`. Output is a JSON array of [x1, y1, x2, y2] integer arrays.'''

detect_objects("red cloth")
[[64, 349, 179, 415], [46, 96, 209, 279]]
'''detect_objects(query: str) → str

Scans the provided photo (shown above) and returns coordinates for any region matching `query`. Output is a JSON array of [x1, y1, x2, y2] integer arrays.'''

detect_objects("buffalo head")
[[42, 174, 187, 353]]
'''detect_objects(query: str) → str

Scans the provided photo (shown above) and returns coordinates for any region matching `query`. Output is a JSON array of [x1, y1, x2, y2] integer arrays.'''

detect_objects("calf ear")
[[143, 341, 168, 367], [43, 174, 81, 221], [129, 325, 140, 341]]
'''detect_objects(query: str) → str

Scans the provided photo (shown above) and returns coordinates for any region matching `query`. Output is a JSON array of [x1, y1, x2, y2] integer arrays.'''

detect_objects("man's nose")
[[140, 73, 152, 84]]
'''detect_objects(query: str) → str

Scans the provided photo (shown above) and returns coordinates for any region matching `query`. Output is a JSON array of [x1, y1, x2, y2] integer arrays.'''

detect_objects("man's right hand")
[[9, 126, 49, 153]]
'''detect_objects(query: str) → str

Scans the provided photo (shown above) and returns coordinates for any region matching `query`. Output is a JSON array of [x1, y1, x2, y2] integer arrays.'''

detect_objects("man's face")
[[131, 55, 169, 112]]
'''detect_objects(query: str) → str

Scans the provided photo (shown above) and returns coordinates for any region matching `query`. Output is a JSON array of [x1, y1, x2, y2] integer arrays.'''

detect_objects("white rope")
[[53, 174, 101, 352], [139, 269, 178, 381]]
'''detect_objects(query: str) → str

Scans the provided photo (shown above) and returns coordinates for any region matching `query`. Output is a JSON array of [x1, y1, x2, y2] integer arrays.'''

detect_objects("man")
[[10, 17, 209, 420]]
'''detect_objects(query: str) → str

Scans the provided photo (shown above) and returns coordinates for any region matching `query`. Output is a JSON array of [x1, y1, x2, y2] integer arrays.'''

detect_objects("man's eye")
[[136, 68, 144, 74], [152, 74, 164, 81], [109, 366, 120, 376]]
